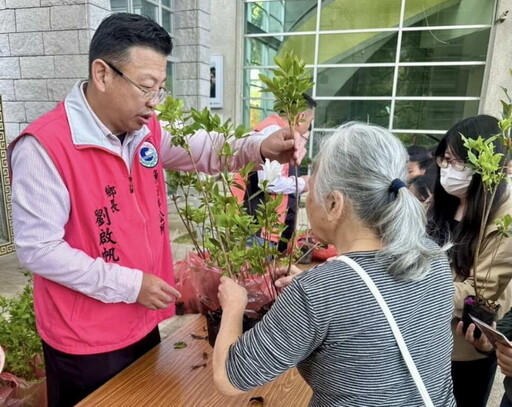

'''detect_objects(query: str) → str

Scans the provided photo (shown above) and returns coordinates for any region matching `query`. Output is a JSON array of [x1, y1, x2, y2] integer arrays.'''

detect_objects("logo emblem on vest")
[[139, 142, 158, 168]]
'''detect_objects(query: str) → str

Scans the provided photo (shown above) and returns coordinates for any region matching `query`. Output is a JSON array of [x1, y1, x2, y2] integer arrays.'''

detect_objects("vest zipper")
[[129, 176, 134, 193]]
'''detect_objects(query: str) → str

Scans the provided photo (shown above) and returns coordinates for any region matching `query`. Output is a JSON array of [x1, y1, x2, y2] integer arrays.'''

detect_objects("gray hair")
[[312, 122, 444, 280]]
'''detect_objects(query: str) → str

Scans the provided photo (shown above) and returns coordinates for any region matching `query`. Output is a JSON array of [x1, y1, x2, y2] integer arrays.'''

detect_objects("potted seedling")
[[0, 281, 46, 407], [461, 87, 512, 338], [157, 52, 314, 345]]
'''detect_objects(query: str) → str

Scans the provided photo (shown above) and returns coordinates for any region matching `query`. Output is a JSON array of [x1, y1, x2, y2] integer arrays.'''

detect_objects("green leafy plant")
[[157, 99, 287, 306], [461, 77, 512, 307], [258, 51, 315, 269], [156, 52, 314, 312], [0, 281, 43, 382], [258, 52, 314, 132]]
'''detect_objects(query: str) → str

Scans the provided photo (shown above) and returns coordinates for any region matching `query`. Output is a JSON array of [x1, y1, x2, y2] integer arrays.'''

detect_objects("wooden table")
[[77, 314, 312, 407]]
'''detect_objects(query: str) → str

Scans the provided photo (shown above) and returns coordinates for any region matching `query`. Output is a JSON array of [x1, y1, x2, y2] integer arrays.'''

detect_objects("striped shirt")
[[227, 250, 456, 406]]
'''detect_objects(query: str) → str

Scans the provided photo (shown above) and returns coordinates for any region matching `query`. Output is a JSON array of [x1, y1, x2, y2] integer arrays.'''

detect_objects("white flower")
[[259, 159, 282, 186], [0, 345, 4, 373]]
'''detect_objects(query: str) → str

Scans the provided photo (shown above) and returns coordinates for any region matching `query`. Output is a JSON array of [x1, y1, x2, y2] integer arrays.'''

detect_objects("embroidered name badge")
[[139, 142, 158, 168]]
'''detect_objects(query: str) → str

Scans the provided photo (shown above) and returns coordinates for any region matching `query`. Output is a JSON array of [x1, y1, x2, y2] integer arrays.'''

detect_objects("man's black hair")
[[89, 13, 173, 77], [303, 93, 317, 110]]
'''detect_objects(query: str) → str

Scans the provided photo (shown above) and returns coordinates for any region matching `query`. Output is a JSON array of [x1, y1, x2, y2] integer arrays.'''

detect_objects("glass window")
[[395, 132, 443, 150], [244, 0, 497, 148], [319, 33, 398, 64], [245, 37, 279, 66], [246, 1, 317, 34], [162, 9, 172, 32], [276, 35, 316, 64], [243, 99, 276, 129], [397, 65, 485, 97], [393, 100, 479, 130], [400, 28, 491, 62], [110, 0, 128, 12], [133, 0, 157, 21], [317, 66, 394, 97], [162, 0, 172, 7], [320, 0, 401, 31], [166, 62, 174, 94], [404, 0, 495, 27], [315, 100, 391, 128], [246, 36, 315, 65], [244, 68, 272, 98]]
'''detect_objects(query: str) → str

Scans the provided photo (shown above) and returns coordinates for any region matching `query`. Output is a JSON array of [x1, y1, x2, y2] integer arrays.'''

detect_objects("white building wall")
[[481, 0, 512, 118], [209, 0, 242, 123]]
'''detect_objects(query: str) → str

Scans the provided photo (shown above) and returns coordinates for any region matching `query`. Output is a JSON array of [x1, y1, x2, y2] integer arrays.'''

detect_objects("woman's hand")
[[497, 342, 512, 376], [218, 277, 248, 314], [275, 264, 304, 288], [455, 320, 494, 353]]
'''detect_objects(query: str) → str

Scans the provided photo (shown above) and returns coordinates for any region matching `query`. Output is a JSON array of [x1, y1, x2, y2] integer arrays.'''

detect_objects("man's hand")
[[136, 273, 181, 310], [455, 320, 494, 353], [260, 127, 306, 166], [497, 342, 512, 376], [275, 264, 305, 288], [300, 175, 310, 192]]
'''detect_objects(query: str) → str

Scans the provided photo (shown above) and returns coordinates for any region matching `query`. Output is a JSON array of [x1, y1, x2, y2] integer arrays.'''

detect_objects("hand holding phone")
[[469, 314, 512, 349]]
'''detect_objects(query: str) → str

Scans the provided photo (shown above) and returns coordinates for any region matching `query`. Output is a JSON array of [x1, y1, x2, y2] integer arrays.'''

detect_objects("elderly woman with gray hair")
[[212, 122, 455, 406]]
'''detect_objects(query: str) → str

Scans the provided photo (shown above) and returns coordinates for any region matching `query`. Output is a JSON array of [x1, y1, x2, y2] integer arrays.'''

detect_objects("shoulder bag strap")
[[337, 255, 434, 407]]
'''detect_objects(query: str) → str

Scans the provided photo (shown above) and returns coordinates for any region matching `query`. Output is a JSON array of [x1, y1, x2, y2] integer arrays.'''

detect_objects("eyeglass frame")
[[435, 155, 468, 172], [103, 60, 169, 104]]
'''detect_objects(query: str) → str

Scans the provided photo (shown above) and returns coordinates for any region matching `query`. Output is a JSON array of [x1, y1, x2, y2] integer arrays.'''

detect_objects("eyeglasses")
[[435, 156, 467, 172], [103, 60, 169, 104]]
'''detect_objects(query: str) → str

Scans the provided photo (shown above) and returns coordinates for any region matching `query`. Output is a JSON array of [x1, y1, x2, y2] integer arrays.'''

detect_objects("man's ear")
[[90, 59, 110, 93], [326, 190, 344, 222]]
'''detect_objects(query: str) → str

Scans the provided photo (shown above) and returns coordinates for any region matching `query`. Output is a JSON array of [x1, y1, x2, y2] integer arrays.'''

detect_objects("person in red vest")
[[7, 13, 303, 407], [233, 95, 316, 252]]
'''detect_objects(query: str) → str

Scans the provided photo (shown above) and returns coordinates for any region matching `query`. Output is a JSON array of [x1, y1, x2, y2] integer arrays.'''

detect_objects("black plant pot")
[[205, 302, 274, 347], [297, 245, 314, 264], [462, 295, 499, 339]]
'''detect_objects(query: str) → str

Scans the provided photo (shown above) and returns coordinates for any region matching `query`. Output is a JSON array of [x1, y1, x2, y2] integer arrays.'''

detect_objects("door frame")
[[0, 95, 15, 256]]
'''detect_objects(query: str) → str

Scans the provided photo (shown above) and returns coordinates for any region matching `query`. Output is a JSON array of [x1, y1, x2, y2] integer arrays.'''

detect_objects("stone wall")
[[0, 0, 111, 142], [173, 0, 211, 111]]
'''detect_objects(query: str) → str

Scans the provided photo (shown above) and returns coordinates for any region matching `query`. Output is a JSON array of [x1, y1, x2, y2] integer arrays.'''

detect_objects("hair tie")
[[389, 178, 407, 195]]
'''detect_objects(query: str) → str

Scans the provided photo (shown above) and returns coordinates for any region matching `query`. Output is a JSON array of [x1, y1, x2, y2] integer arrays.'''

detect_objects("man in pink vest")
[[8, 13, 303, 407], [233, 95, 316, 252]]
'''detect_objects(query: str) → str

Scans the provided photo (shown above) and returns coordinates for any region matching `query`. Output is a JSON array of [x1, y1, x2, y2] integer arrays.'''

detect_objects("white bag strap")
[[337, 255, 434, 407]]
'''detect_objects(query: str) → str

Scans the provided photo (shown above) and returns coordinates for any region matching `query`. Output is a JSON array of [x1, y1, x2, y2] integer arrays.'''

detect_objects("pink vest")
[[17, 102, 175, 354]]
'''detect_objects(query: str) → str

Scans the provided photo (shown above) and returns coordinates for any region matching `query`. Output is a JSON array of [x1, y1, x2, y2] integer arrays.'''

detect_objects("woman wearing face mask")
[[427, 114, 512, 407]]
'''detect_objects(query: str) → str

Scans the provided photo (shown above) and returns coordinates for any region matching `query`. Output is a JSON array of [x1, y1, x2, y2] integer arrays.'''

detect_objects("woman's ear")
[[326, 191, 344, 222]]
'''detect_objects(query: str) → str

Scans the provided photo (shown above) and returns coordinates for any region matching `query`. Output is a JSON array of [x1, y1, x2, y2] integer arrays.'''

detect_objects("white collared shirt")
[[10, 81, 266, 304]]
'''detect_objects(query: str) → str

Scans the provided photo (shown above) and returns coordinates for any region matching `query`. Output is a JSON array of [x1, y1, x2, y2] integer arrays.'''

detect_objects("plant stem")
[[185, 140, 234, 277], [471, 173, 502, 304], [286, 120, 299, 275]]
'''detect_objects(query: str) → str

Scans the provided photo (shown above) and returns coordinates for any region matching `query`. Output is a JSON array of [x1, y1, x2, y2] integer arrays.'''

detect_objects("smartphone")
[[469, 314, 512, 348]]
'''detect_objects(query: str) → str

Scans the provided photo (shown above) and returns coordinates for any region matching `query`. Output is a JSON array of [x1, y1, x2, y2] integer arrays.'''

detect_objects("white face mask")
[[440, 166, 473, 198]]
